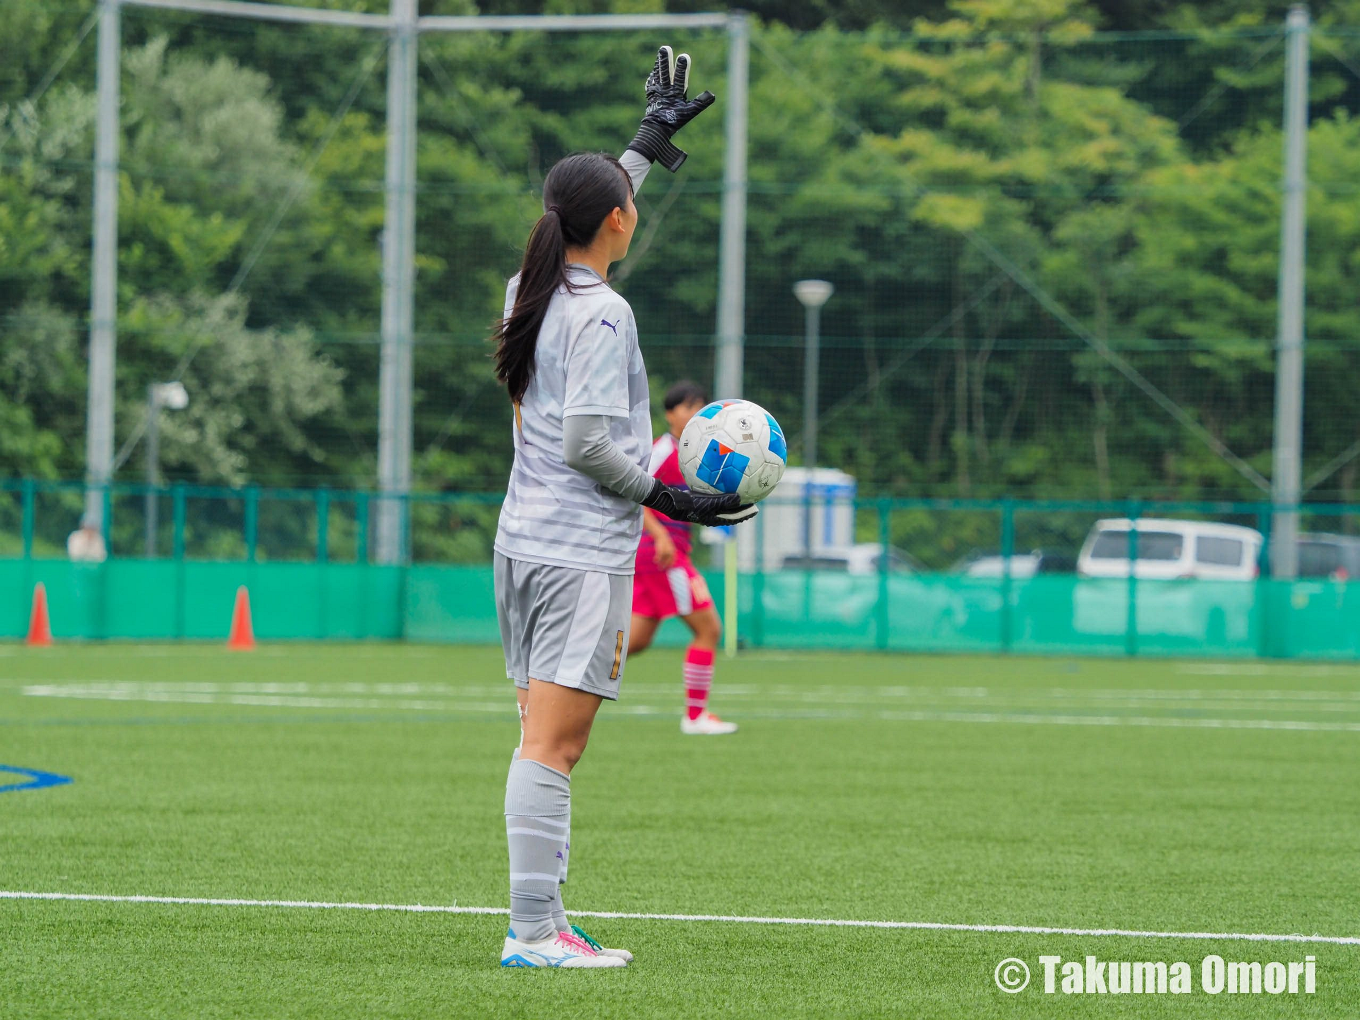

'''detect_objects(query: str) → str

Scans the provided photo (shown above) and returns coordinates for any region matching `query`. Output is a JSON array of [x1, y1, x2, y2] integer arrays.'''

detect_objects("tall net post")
[[85, 0, 122, 532], [715, 10, 748, 401], [1270, 4, 1311, 580], [376, 0, 418, 565]]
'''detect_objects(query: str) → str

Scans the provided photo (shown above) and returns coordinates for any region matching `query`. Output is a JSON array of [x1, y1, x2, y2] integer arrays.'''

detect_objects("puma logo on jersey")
[[600, 318, 619, 335]]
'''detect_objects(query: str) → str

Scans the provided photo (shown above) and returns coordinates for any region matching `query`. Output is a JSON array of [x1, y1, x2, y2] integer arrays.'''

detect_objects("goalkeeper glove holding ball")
[[642, 479, 757, 527]]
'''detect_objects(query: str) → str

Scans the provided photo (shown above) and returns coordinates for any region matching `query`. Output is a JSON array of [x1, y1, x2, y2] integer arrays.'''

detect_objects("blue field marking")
[[696, 440, 751, 494], [0, 765, 73, 794]]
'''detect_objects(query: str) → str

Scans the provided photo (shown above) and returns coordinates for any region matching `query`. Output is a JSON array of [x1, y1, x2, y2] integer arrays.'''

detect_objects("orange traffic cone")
[[226, 585, 255, 650], [26, 582, 53, 647]]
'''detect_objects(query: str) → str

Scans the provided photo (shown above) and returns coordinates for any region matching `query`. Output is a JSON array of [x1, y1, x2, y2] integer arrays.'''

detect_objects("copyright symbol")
[[994, 957, 1030, 993]]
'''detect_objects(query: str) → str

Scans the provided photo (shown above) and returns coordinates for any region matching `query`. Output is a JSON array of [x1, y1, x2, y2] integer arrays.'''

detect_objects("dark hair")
[[493, 152, 633, 404], [664, 380, 708, 411]]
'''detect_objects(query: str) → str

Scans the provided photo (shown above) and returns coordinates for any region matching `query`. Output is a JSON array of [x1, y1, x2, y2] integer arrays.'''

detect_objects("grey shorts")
[[494, 552, 633, 701]]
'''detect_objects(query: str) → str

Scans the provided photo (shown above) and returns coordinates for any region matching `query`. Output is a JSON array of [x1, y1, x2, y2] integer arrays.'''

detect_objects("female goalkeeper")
[[491, 47, 753, 969]]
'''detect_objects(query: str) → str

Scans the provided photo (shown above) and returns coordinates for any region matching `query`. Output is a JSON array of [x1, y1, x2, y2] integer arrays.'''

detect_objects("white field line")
[[868, 710, 1360, 733], [13, 685, 665, 716], [19, 687, 515, 713], [1, 890, 1356, 947], [16, 678, 1360, 703], [1175, 663, 1357, 677], [736, 691, 1360, 713], [17, 685, 1360, 731]]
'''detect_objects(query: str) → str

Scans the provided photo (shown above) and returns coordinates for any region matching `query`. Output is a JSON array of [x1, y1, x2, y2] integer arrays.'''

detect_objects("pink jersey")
[[636, 432, 693, 573]]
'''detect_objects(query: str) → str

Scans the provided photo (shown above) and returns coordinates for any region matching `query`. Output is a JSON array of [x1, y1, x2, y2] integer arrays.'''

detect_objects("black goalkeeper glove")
[[642, 478, 757, 527], [626, 45, 716, 173]]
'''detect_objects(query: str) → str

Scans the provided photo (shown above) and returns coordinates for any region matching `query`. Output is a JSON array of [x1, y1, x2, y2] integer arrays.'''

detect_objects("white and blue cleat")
[[500, 928, 627, 968]]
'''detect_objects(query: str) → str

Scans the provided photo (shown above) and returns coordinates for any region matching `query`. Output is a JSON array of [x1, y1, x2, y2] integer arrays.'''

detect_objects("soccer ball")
[[678, 399, 787, 503]]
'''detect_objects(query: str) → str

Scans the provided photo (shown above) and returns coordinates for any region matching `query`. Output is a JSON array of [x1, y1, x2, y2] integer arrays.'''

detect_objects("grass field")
[[4, 643, 1360, 1018]]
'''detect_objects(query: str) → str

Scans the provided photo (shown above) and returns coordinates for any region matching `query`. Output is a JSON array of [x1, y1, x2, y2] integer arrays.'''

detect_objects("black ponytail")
[[493, 152, 633, 404]]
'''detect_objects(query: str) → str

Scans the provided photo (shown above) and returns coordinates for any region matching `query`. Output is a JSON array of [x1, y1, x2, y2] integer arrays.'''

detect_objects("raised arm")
[[619, 149, 653, 196]]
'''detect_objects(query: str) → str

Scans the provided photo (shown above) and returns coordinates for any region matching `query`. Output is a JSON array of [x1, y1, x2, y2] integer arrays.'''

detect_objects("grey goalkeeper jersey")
[[493, 264, 651, 574]]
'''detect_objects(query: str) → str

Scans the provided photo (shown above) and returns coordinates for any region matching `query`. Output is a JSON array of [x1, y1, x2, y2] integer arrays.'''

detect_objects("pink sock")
[[683, 646, 715, 721]]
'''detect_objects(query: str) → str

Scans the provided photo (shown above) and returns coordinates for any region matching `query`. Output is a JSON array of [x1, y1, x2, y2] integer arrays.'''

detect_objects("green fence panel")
[[1129, 579, 1259, 658], [1266, 578, 1360, 659], [751, 573, 877, 650], [401, 566, 729, 648], [29, 562, 107, 640], [405, 565, 499, 644], [1, 561, 29, 638], [884, 576, 1003, 653], [327, 564, 404, 640], [0, 560, 405, 642], [103, 561, 180, 639], [744, 574, 1277, 658], [7, 541, 1360, 660], [1046, 577, 1258, 658], [1009, 577, 1124, 656], [174, 563, 404, 641]]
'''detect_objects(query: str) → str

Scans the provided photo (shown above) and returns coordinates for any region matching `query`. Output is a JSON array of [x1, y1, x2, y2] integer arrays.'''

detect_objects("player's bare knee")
[[560, 741, 586, 771], [692, 612, 721, 647]]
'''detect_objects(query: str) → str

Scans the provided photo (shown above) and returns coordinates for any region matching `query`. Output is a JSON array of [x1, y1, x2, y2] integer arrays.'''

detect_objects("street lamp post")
[[793, 280, 834, 560], [144, 381, 188, 557]]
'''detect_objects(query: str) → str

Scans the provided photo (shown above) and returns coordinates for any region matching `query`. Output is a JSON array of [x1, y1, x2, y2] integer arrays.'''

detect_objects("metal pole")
[[173, 483, 186, 638], [1271, 4, 1310, 580], [802, 302, 820, 559], [85, 0, 121, 530], [1125, 511, 1140, 657], [420, 11, 729, 31], [723, 537, 738, 659], [123, 0, 728, 33], [144, 392, 159, 557], [714, 10, 748, 400], [376, 0, 418, 565], [22, 479, 35, 560], [999, 498, 1014, 652], [876, 498, 890, 650], [124, 0, 391, 28]]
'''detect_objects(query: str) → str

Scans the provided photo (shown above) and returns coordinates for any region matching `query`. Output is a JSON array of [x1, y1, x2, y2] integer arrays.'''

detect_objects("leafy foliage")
[[2, 0, 1358, 507]]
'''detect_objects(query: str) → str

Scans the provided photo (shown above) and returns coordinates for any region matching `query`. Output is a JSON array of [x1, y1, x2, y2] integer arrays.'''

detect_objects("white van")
[[1077, 518, 1263, 581]]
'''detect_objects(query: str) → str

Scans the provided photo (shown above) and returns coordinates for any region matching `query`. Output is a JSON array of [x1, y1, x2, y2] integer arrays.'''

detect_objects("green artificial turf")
[[3, 644, 1358, 1017]]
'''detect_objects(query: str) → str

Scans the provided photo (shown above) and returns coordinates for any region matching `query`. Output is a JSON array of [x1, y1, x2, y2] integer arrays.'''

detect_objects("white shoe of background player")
[[681, 710, 738, 735]]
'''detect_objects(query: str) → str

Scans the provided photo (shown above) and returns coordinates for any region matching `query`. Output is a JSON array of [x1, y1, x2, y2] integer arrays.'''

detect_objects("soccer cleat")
[[500, 928, 627, 968], [681, 710, 738, 735], [571, 923, 634, 963]]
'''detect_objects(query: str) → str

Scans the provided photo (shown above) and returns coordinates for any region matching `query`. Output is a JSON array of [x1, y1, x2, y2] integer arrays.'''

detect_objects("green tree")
[[1104, 112, 1360, 499]]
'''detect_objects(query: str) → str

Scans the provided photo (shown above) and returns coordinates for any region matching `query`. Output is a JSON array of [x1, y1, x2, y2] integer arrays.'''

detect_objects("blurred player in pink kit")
[[628, 381, 738, 735]]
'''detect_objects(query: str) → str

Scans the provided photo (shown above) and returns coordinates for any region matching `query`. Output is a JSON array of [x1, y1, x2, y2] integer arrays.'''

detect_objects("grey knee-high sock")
[[509, 746, 569, 931], [505, 758, 570, 944], [552, 809, 570, 933]]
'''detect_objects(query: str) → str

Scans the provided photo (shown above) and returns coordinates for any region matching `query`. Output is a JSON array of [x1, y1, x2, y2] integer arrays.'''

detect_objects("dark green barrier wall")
[[9, 559, 1360, 659], [1, 560, 700, 648], [2, 560, 403, 641]]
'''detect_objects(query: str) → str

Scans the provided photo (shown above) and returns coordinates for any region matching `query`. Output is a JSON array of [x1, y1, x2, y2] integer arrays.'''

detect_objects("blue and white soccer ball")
[[678, 399, 787, 504]]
